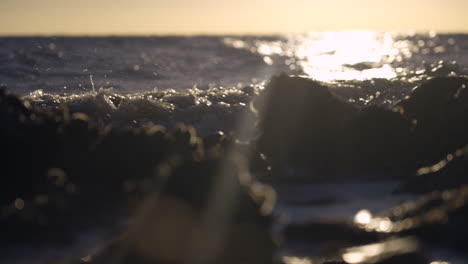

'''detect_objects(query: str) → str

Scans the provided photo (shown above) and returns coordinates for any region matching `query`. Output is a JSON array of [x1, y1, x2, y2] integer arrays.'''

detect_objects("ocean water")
[[2, 31, 467, 135], [1, 31, 468, 263], [1, 32, 467, 96]]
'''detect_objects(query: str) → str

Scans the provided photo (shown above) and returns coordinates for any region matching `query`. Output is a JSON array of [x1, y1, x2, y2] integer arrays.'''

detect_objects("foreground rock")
[[0, 87, 277, 264], [0, 86, 199, 244], [83, 152, 276, 264]]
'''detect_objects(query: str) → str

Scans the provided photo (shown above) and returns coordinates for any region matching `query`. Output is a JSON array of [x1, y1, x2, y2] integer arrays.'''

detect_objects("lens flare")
[[354, 209, 372, 225]]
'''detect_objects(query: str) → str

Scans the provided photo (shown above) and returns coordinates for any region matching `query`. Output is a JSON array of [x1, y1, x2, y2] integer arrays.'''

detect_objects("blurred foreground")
[[1, 74, 468, 263]]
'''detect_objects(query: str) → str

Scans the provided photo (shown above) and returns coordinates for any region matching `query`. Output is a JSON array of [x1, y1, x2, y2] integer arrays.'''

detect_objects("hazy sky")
[[1, 0, 467, 35]]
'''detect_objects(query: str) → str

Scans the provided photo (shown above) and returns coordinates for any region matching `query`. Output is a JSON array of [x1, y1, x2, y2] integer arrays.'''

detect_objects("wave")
[[22, 85, 260, 138]]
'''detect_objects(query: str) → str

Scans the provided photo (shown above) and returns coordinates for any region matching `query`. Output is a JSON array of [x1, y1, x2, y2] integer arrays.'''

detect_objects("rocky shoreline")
[[1, 73, 468, 263]]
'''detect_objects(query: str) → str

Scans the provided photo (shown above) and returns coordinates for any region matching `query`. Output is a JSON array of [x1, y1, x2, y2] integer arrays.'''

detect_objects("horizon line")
[[1, 29, 468, 37]]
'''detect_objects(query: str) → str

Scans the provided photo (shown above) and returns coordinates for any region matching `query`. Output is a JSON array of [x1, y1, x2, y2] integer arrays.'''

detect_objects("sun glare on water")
[[226, 31, 415, 82], [292, 31, 400, 81]]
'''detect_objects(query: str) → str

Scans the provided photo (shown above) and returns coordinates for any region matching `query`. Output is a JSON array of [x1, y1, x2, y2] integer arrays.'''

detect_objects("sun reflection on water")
[[225, 31, 423, 82], [341, 237, 419, 264], [354, 209, 372, 225], [291, 31, 401, 81]]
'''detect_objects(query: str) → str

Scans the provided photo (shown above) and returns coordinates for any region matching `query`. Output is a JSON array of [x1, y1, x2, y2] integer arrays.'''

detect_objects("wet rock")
[[397, 145, 468, 193], [256, 74, 358, 176], [424, 60, 460, 77], [85, 152, 277, 264], [0, 89, 277, 264], [242, 85, 256, 96], [357, 185, 468, 252], [256, 74, 414, 178], [285, 221, 380, 252], [0, 91, 186, 243], [256, 75, 468, 180], [343, 106, 413, 172], [396, 76, 468, 164]]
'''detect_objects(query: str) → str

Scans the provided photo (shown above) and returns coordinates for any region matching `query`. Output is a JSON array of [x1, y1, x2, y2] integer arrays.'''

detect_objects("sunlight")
[[342, 237, 419, 264], [282, 256, 313, 264], [354, 209, 372, 225], [294, 31, 400, 81], [245, 31, 404, 82]]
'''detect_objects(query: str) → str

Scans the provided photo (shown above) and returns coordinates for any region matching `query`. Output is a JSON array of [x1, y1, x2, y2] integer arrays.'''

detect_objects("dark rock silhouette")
[[255, 74, 359, 176], [0, 87, 276, 264], [88, 153, 276, 264], [0, 88, 172, 244], [343, 106, 413, 172], [256, 74, 468, 179], [396, 76, 468, 165]]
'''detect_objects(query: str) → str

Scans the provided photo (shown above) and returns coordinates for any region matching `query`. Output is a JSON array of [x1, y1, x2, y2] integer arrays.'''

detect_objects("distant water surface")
[[1, 31, 467, 97]]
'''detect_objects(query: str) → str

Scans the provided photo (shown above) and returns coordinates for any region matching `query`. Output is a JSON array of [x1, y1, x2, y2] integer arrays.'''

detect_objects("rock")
[[85, 152, 277, 264], [396, 76, 468, 164], [0, 89, 278, 264], [255, 75, 468, 180], [357, 185, 468, 252], [256, 74, 414, 178], [285, 221, 380, 253], [242, 85, 256, 96], [396, 145, 468, 193], [342, 106, 413, 172], [256, 74, 358, 176]]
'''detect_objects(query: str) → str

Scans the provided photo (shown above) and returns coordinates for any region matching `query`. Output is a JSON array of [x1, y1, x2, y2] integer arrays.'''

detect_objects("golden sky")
[[1, 0, 467, 35]]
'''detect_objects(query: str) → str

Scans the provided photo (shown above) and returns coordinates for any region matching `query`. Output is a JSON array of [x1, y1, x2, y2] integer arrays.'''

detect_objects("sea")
[[1, 31, 468, 263]]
